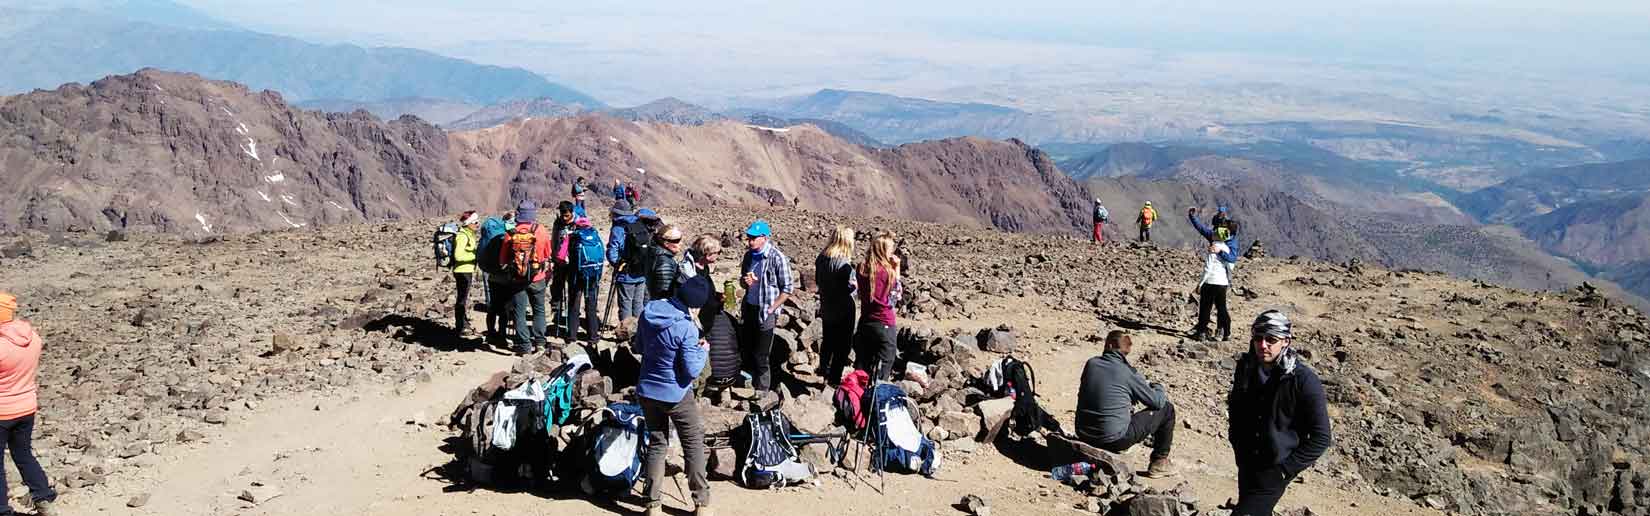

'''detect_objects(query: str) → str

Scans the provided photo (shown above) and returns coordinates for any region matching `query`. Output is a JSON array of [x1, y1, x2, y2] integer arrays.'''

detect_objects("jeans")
[[1085, 401, 1176, 461], [817, 313, 855, 384], [641, 391, 710, 508], [853, 321, 897, 382], [1196, 283, 1231, 338], [740, 303, 776, 391], [1233, 464, 1294, 515], [1139, 226, 1151, 242], [510, 279, 548, 352], [453, 272, 473, 334], [567, 272, 601, 344], [0, 415, 55, 514], [616, 280, 646, 323]]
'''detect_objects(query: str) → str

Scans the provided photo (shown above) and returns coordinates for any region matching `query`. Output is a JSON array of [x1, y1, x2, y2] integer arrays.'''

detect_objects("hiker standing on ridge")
[[814, 226, 857, 385], [548, 202, 577, 339], [1136, 201, 1157, 242], [854, 232, 903, 382], [450, 211, 481, 339], [607, 202, 658, 340], [1075, 330, 1177, 478], [1189, 207, 1238, 342], [739, 219, 792, 392], [1227, 310, 1332, 516], [635, 269, 715, 516], [1191, 206, 1241, 263], [570, 180, 590, 219], [0, 293, 60, 516], [502, 200, 553, 355], [647, 225, 685, 301], [1092, 198, 1109, 244], [565, 216, 605, 347]]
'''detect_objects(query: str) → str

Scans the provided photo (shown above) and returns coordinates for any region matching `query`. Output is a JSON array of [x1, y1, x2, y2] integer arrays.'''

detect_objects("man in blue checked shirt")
[[738, 219, 792, 393]]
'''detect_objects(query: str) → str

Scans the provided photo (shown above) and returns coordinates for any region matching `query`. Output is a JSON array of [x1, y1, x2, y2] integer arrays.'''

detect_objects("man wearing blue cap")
[[636, 268, 714, 516], [1227, 310, 1331, 515], [738, 219, 792, 393]]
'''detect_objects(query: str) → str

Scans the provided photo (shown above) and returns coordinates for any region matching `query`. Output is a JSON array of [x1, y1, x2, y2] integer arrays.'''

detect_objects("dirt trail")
[[60, 295, 1442, 516]]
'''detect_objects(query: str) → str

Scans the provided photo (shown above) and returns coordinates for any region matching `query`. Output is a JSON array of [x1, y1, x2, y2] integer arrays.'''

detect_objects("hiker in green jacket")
[[451, 211, 480, 338]]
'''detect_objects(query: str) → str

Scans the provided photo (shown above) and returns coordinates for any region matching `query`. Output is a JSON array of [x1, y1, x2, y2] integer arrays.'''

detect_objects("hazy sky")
[[175, 0, 1650, 107]]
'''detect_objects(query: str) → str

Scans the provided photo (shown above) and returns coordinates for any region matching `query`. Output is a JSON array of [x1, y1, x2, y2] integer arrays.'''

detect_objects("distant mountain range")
[[0, 70, 1082, 238], [0, 2, 601, 107]]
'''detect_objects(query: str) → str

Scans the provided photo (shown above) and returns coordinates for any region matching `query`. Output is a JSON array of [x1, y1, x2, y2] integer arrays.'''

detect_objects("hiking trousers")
[[1084, 401, 1176, 461], [0, 415, 56, 514], [641, 391, 710, 509], [817, 313, 855, 384], [1233, 464, 1295, 515], [616, 281, 646, 323], [567, 273, 601, 345], [853, 320, 898, 382], [509, 280, 549, 352], [452, 272, 473, 334], [1196, 283, 1231, 338], [1139, 226, 1152, 242], [740, 302, 777, 392], [486, 280, 513, 338], [1093, 222, 1105, 243], [548, 266, 572, 337]]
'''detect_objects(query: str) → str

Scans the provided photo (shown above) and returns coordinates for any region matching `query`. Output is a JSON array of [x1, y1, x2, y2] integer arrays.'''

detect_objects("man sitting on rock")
[[1074, 330, 1177, 478]]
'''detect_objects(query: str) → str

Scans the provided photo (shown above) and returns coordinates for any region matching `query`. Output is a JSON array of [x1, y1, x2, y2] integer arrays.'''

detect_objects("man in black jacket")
[[1227, 310, 1332, 515]]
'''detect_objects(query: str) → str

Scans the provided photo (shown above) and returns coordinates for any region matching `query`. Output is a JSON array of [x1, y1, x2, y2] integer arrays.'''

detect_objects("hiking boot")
[[34, 499, 57, 516], [1144, 457, 1178, 478], [1219, 330, 1231, 342], [1188, 331, 1210, 342]]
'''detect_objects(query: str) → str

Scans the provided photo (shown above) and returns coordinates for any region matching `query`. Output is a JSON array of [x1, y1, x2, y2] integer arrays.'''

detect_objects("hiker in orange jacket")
[[1136, 202, 1158, 243], [0, 292, 58, 516], [500, 200, 555, 355]]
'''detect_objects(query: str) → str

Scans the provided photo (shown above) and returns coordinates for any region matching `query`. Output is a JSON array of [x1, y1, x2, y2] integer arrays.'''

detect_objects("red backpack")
[[834, 370, 871, 430], [505, 223, 541, 283]]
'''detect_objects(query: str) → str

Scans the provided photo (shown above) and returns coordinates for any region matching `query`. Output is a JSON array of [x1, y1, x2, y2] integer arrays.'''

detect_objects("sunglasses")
[[663, 237, 683, 244]]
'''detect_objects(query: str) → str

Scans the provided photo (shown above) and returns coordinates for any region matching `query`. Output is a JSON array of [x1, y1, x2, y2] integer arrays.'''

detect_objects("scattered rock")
[[238, 485, 282, 505], [126, 492, 150, 508], [977, 325, 1017, 354], [961, 493, 990, 516]]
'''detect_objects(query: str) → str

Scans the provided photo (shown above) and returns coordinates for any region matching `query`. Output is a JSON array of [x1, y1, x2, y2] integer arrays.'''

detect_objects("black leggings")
[[1196, 283, 1230, 337], [453, 272, 473, 333], [741, 303, 777, 391], [818, 314, 855, 383]]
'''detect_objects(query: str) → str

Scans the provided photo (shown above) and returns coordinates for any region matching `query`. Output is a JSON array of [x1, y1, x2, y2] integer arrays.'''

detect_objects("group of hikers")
[[435, 182, 1324, 515], [1094, 199, 1240, 342]]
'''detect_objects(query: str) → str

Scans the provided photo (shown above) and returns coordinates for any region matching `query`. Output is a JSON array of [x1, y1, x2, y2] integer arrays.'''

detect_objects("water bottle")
[[1050, 461, 1094, 484], [723, 279, 737, 312]]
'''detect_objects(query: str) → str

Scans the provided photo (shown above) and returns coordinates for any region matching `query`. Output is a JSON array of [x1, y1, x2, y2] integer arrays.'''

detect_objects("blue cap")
[[745, 219, 771, 238], [1217, 205, 1229, 213]]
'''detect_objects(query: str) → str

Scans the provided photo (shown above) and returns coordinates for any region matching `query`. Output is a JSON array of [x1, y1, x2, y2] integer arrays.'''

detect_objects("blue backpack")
[[573, 227, 605, 280], [581, 402, 647, 497], [477, 217, 510, 275], [869, 383, 940, 477]]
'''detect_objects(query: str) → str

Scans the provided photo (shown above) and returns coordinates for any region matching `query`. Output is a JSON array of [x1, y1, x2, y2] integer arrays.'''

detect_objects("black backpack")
[[622, 221, 655, 275], [999, 358, 1064, 436], [735, 407, 809, 488]]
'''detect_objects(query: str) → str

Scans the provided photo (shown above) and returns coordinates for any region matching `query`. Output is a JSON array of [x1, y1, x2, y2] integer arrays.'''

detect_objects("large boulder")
[[975, 397, 1014, 442], [937, 410, 978, 439], [977, 325, 1017, 354]]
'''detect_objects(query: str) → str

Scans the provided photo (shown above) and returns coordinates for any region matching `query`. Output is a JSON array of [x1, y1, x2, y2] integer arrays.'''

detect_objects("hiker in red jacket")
[[501, 200, 554, 355], [0, 293, 59, 516]]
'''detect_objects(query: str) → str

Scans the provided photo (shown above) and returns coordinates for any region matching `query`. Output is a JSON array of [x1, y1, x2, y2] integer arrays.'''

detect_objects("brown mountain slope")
[[446, 116, 1088, 232], [0, 69, 468, 235]]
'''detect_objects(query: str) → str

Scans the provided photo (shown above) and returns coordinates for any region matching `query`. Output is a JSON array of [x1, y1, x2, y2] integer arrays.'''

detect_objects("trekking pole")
[[601, 266, 618, 332]]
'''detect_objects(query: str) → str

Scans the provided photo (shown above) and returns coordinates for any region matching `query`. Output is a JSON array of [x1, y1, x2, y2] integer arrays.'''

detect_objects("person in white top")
[[1193, 230, 1236, 342]]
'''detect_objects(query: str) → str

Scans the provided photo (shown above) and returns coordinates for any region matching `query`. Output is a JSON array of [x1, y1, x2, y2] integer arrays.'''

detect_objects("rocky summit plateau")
[[0, 203, 1644, 516]]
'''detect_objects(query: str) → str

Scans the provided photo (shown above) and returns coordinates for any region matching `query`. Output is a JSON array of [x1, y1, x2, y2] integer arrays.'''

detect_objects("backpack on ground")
[[433, 222, 460, 268], [622, 221, 656, 275], [506, 223, 542, 283], [574, 227, 606, 281], [580, 402, 647, 497], [462, 383, 549, 488], [737, 406, 814, 489], [478, 217, 510, 275], [834, 370, 871, 431], [868, 383, 940, 476], [987, 357, 1064, 437], [543, 355, 593, 428]]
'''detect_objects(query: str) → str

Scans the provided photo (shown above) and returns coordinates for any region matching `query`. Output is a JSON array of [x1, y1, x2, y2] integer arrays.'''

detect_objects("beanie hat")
[[574, 216, 592, 228], [0, 292, 16, 323], [1252, 310, 1293, 339], [674, 271, 712, 309], [516, 200, 539, 224], [610, 199, 636, 218]]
